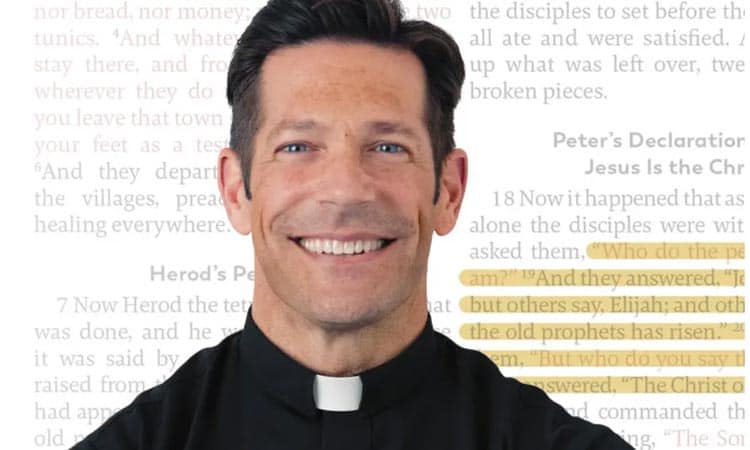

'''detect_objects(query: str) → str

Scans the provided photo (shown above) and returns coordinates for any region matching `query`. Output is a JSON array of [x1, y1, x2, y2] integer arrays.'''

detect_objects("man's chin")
[[306, 304, 385, 333]]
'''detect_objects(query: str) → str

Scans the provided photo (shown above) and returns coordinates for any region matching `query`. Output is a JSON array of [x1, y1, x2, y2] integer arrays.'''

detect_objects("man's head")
[[218, 0, 467, 332], [226, 0, 464, 204]]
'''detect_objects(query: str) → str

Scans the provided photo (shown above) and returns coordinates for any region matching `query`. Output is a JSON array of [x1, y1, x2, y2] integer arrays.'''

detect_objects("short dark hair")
[[226, 0, 465, 204]]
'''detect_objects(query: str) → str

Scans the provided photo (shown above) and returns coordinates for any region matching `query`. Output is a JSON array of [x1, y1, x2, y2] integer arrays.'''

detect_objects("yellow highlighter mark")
[[459, 296, 745, 315], [459, 322, 745, 342], [459, 269, 744, 287], [482, 350, 745, 367], [587, 242, 744, 260], [516, 376, 744, 394]]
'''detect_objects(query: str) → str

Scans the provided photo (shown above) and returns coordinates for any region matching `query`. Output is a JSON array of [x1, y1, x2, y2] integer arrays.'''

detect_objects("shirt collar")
[[239, 305, 438, 418]]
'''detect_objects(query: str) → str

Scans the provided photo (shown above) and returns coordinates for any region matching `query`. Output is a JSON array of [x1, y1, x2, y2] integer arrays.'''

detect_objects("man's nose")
[[313, 148, 377, 206]]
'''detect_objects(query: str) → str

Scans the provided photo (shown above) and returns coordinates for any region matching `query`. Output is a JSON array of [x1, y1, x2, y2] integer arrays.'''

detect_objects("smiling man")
[[229, 39, 447, 371], [72, 0, 633, 449]]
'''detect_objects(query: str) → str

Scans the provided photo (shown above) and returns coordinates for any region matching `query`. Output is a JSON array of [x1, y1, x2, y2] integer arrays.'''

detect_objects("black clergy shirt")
[[71, 306, 634, 449]]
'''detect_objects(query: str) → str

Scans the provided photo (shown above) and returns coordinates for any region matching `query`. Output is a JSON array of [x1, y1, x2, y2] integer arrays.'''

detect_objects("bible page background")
[[6, 0, 749, 448]]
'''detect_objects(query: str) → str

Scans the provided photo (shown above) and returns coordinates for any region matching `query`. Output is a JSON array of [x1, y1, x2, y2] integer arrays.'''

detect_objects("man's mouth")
[[289, 237, 396, 256]]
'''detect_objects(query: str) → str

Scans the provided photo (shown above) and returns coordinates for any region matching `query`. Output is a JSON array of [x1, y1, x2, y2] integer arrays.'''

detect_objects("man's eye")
[[374, 143, 405, 154], [279, 143, 309, 153]]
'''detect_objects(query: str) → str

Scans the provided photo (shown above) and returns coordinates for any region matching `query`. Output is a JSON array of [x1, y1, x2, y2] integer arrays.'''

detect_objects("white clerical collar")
[[312, 374, 363, 411]]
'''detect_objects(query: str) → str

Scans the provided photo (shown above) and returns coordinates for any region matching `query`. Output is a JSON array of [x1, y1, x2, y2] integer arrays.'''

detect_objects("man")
[[73, 0, 634, 448]]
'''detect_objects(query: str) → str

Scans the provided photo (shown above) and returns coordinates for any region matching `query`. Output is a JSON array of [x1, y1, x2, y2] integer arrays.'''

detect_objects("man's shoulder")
[[433, 332, 634, 449], [142, 332, 239, 397], [435, 330, 585, 407], [433, 331, 521, 394], [433, 331, 527, 414], [127, 330, 241, 406], [71, 331, 243, 449]]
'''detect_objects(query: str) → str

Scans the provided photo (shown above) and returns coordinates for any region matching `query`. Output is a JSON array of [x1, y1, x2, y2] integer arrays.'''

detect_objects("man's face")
[[220, 40, 466, 331]]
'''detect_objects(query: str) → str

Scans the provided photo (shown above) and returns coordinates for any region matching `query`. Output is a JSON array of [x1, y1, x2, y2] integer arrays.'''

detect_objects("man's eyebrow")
[[364, 120, 420, 141], [265, 119, 420, 144], [266, 119, 328, 144]]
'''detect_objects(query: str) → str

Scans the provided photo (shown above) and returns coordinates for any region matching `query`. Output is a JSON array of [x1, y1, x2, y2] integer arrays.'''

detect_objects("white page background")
[[6, 0, 748, 448]]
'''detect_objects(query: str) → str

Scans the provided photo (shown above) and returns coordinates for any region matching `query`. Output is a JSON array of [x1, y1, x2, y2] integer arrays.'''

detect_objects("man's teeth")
[[298, 238, 386, 255]]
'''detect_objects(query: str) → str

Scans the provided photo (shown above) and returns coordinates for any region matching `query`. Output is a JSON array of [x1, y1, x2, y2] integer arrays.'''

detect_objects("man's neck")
[[250, 294, 427, 376]]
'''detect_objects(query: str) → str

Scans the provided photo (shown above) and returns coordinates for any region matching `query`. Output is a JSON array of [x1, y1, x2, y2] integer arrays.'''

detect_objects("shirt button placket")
[[320, 411, 371, 450]]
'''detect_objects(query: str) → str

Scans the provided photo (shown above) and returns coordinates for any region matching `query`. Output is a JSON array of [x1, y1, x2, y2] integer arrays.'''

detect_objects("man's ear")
[[217, 147, 253, 235], [434, 148, 468, 236]]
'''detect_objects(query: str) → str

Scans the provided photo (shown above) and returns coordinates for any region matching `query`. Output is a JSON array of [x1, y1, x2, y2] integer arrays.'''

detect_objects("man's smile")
[[289, 236, 397, 258]]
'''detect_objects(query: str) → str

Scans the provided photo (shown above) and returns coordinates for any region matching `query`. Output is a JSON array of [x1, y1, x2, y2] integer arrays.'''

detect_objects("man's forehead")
[[259, 41, 425, 108], [253, 40, 429, 144], [290, 79, 405, 110]]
